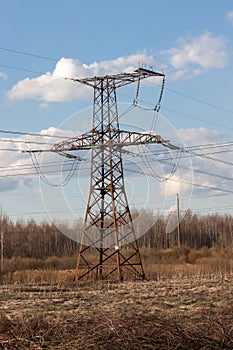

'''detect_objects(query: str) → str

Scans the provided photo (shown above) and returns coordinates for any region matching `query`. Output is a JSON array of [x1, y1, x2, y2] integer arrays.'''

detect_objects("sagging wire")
[[122, 139, 183, 183], [139, 143, 182, 182], [154, 75, 165, 113], [133, 76, 141, 106], [159, 142, 185, 181], [118, 104, 135, 120], [122, 146, 163, 181], [132, 75, 165, 143], [29, 151, 82, 187], [129, 74, 174, 181], [151, 75, 165, 132]]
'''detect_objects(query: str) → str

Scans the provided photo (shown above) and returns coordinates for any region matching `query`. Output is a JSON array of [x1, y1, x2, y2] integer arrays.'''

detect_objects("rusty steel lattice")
[[52, 68, 166, 281]]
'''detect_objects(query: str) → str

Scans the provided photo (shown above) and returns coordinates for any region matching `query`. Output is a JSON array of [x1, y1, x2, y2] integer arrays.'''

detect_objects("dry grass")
[[1, 306, 233, 349], [0, 248, 233, 349], [2, 246, 233, 285], [0, 269, 233, 349]]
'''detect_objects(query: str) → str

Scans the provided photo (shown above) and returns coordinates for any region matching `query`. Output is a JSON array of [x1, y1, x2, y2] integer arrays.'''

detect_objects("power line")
[[0, 124, 232, 151], [117, 91, 233, 133], [0, 63, 46, 77], [0, 138, 54, 146], [191, 205, 233, 214], [1, 60, 233, 135], [162, 106, 233, 131], [1, 141, 233, 181], [124, 165, 233, 195], [166, 87, 233, 115], [0, 155, 224, 196], [2, 120, 233, 158], [0, 62, 84, 87], [1, 44, 233, 118], [0, 128, 70, 139], [1, 151, 233, 202], [0, 46, 58, 63], [0, 159, 75, 174], [0, 143, 230, 180], [1, 51, 233, 203]]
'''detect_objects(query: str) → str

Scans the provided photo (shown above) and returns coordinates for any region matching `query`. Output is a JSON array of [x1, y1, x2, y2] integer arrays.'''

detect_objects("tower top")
[[68, 68, 164, 89]]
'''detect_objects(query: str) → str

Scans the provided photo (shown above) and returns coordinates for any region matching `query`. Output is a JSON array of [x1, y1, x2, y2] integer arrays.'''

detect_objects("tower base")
[[75, 242, 145, 282]]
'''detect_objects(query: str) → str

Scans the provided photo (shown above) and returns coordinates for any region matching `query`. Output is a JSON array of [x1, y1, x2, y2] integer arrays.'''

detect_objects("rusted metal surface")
[[54, 69, 166, 282], [51, 129, 167, 152], [67, 68, 164, 89]]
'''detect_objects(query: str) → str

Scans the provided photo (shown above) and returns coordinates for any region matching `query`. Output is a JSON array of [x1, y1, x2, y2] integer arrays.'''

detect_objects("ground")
[[0, 270, 233, 349]]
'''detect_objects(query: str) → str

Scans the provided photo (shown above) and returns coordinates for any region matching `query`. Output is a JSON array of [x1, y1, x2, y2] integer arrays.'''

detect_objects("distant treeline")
[[1, 209, 233, 259]]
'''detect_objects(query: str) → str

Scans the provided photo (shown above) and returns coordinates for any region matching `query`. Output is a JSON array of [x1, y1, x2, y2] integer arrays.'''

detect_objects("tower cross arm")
[[117, 130, 169, 147], [51, 130, 169, 153], [51, 131, 94, 152], [67, 68, 165, 89]]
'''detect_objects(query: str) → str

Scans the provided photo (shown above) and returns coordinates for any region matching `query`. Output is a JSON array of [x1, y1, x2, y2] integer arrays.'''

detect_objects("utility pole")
[[0, 207, 3, 273], [49, 68, 168, 282], [177, 193, 181, 249]]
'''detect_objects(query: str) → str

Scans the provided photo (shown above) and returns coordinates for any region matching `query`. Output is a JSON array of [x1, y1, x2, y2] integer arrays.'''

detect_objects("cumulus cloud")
[[0, 126, 80, 193], [5, 35, 228, 104], [178, 127, 226, 146], [6, 53, 156, 104], [226, 10, 233, 24], [160, 32, 227, 79]]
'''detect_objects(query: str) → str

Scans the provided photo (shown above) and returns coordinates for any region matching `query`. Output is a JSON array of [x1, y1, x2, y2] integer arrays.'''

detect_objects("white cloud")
[[6, 53, 156, 104], [161, 33, 227, 79], [0, 126, 80, 192], [226, 10, 233, 24], [0, 72, 7, 79], [6, 36, 228, 104], [178, 127, 226, 146], [168, 69, 187, 80], [162, 174, 191, 196]]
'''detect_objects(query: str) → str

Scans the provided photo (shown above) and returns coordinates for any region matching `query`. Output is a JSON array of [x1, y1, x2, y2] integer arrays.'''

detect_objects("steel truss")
[[53, 68, 166, 281]]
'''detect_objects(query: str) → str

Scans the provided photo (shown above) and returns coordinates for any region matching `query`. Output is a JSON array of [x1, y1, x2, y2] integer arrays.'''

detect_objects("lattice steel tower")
[[52, 68, 166, 281]]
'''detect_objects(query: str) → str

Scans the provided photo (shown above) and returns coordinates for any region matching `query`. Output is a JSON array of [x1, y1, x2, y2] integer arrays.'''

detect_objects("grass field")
[[1, 262, 233, 349]]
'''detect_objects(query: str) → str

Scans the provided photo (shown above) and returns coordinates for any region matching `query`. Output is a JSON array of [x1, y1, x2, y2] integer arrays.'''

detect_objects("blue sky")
[[0, 0, 233, 225]]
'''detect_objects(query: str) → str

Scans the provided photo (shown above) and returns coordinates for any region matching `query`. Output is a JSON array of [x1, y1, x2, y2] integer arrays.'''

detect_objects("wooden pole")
[[1, 207, 3, 273], [177, 194, 181, 249]]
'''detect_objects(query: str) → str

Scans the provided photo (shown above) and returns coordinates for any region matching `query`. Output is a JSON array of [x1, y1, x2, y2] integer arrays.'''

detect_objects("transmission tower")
[[50, 68, 167, 282]]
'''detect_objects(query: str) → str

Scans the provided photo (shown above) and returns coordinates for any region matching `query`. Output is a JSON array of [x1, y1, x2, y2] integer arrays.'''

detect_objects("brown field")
[[0, 260, 233, 350]]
